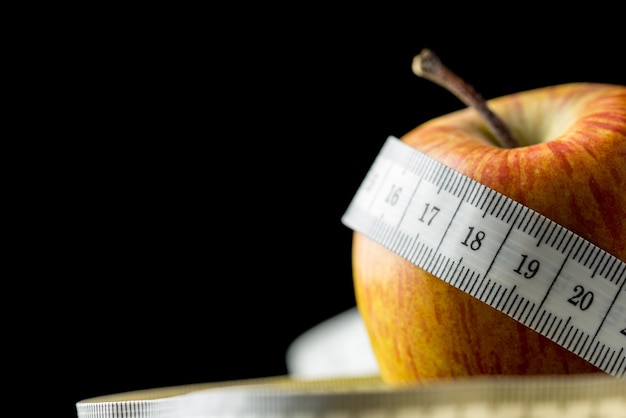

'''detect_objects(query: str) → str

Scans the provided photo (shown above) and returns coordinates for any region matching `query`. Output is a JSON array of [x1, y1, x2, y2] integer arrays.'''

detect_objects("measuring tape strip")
[[76, 373, 626, 417], [342, 136, 625, 378]]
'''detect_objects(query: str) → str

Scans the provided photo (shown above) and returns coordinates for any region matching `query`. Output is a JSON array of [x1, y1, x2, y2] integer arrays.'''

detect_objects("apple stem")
[[412, 48, 520, 149]]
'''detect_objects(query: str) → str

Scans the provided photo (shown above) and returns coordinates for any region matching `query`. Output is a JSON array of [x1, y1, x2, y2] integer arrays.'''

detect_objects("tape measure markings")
[[342, 136, 625, 378]]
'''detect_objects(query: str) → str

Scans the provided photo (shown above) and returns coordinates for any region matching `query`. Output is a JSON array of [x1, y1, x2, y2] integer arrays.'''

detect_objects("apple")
[[351, 50, 626, 384]]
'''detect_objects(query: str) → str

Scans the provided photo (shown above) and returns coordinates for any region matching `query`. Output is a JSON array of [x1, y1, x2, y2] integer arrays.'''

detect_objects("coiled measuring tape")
[[76, 373, 626, 417], [342, 136, 625, 378]]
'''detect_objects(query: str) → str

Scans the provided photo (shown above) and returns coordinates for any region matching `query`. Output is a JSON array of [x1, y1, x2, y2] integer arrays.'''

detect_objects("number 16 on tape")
[[342, 136, 626, 378]]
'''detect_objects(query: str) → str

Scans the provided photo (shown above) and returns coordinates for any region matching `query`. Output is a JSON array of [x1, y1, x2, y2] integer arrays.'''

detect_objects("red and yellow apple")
[[352, 81, 626, 384]]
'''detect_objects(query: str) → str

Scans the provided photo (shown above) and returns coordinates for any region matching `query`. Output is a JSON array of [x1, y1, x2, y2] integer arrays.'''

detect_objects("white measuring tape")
[[342, 136, 626, 378], [76, 136, 625, 417], [76, 373, 626, 417]]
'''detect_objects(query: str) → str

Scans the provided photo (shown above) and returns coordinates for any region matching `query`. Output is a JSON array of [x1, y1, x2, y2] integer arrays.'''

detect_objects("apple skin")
[[352, 82, 626, 384]]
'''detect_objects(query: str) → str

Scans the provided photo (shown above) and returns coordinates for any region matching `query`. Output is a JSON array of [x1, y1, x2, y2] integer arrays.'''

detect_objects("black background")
[[35, 8, 625, 417]]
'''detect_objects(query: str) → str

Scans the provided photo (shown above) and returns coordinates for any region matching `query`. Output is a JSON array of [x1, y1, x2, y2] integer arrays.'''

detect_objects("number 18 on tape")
[[342, 136, 626, 378]]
